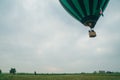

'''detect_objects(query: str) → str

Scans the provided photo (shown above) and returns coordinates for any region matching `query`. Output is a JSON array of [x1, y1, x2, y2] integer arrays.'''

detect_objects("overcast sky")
[[0, 0, 120, 73]]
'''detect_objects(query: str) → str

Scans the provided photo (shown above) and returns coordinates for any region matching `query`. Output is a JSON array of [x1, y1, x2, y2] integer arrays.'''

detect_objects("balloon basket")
[[89, 30, 96, 38]]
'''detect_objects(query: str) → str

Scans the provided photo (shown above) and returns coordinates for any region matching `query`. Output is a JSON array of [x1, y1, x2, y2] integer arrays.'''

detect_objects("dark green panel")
[[93, 0, 98, 15], [84, 0, 90, 15], [71, 0, 85, 18], [89, 0, 94, 15], [67, 0, 83, 19], [102, 0, 110, 12], [100, 0, 107, 9], [78, 0, 87, 16]]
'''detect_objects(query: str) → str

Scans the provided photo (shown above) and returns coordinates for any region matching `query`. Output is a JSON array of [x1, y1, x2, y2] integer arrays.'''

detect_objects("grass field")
[[0, 73, 120, 80]]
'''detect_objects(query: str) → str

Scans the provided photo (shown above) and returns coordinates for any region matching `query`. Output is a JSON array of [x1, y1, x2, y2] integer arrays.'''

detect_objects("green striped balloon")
[[59, 0, 110, 28]]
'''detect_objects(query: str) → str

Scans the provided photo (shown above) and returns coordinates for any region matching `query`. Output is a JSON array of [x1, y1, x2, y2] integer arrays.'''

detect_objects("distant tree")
[[10, 68, 16, 74], [99, 70, 105, 74], [0, 69, 2, 74], [93, 71, 97, 74], [106, 71, 112, 74], [81, 72, 86, 74], [34, 71, 37, 75]]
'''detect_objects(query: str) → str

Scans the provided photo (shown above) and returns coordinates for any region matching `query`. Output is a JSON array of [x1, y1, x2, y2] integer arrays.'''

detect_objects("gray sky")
[[0, 0, 120, 73]]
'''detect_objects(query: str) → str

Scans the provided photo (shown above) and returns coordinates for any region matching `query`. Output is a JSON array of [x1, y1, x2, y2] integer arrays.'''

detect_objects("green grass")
[[0, 74, 120, 80]]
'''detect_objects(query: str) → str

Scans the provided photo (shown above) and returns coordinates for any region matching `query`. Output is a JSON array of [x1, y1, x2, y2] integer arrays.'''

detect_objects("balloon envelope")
[[59, 0, 110, 28]]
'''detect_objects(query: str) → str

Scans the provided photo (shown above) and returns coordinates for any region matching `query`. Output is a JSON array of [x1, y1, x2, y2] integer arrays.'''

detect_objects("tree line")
[[0, 68, 120, 75]]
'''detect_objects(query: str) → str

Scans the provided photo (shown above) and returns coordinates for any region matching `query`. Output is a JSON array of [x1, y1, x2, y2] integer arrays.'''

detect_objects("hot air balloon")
[[59, 0, 109, 38]]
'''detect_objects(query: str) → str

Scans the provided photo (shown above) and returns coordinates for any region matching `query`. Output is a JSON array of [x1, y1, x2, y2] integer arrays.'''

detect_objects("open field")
[[0, 73, 120, 80]]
